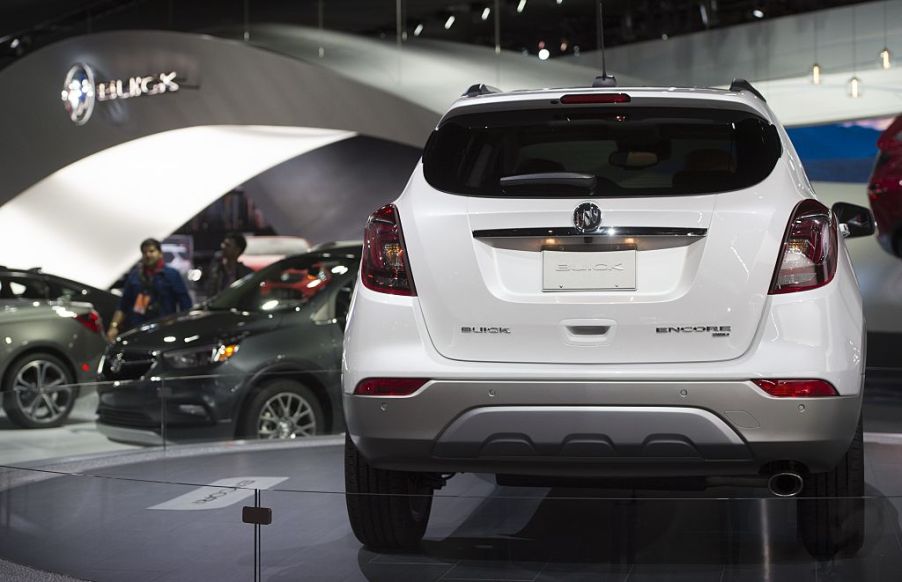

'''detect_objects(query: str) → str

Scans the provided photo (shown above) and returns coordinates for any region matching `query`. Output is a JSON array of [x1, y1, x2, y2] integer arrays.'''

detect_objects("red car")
[[868, 115, 902, 255]]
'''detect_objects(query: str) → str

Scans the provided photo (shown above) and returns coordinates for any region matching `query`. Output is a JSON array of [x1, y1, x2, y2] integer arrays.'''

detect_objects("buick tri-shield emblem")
[[61, 63, 96, 126], [573, 202, 602, 233], [109, 353, 124, 373]]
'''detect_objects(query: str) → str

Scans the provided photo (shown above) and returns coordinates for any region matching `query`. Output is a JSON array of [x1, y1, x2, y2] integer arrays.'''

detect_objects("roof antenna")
[[593, 1, 617, 87]]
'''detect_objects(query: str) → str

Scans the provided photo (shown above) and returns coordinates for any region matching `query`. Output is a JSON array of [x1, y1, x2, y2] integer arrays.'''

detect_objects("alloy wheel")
[[256, 391, 317, 439], [12, 360, 73, 425]]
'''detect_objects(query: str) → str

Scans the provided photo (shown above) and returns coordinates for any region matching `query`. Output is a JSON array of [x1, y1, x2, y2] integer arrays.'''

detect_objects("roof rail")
[[462, 83, 501, 98], [729, 78, 766, 102]]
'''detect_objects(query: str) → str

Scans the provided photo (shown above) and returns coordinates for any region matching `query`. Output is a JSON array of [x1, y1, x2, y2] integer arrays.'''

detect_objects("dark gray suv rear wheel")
[[345, 433, 433, 550]]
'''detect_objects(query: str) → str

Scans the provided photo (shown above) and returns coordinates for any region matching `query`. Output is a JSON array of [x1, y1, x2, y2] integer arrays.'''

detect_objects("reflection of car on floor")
[[343, 81, 875, 560], [0, 266, 119, 325], [95, 243, 361, 445], [868, 115, 902, 256], [0, 298, 107, 428]]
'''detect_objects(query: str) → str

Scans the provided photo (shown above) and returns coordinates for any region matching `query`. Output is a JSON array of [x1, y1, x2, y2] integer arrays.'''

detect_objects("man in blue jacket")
[[106, 238, 192, 340]]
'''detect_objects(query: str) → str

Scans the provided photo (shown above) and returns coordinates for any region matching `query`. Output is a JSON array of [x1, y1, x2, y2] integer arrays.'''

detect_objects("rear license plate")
[[542, 250, 637, 291]]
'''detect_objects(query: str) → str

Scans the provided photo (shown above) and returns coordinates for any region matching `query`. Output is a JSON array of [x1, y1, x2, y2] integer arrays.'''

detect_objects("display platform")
[[2, 431, 902, 582]]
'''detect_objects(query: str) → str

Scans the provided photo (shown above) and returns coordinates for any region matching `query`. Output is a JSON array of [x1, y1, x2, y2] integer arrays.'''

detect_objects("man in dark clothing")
[[203, 232, 253, 298], [107, 238, 192, 340]]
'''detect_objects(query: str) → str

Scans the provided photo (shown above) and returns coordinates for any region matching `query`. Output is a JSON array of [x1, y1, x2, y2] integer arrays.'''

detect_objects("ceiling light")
[[10, 38, 20, 50], [414, 23, 424, 36], [556, 0, 563, 4], [444, 15, 455, 30], [811, 63, 821, 84], [752, 9, 764, 18], [517, 0, 527, 14], [482, 7, 490, 20], [538, 48, 550, 60], [848, 75, 861, 98], [881, 47, 892, 69]]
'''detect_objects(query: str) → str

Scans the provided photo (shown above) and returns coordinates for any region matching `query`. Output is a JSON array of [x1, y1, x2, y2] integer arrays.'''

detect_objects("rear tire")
[[797, 415, 865, 560], [344, 433, 433, 550], [2, 353, 77, 429]]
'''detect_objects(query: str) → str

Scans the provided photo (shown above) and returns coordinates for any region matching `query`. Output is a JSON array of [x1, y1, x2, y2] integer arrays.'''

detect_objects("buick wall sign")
[[573, 202, 602, 233], [61, 63, 96, 126], [61, 63, 180, 125]]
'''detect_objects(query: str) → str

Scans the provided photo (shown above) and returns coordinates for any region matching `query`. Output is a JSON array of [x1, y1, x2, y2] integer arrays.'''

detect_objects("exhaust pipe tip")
[[768, 472, 804, 497]]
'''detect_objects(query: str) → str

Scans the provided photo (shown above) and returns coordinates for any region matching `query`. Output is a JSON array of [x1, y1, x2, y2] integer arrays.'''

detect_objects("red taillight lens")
[[354, 378, 429, 396], [560, 93, 631, 104], [752, 379, 838, 397], [361, 204, 417, 296], [75, 310, 102, 334], [769, 200, 838, 294]]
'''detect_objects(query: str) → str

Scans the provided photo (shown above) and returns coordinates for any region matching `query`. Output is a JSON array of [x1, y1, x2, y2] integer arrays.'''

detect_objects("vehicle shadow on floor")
[[350, 484, 902, 581]]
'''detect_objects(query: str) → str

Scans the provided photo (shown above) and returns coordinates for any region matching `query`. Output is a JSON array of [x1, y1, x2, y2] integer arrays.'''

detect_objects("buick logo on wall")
[[61, 63, 96, 125], [573, 202, 602, 233]]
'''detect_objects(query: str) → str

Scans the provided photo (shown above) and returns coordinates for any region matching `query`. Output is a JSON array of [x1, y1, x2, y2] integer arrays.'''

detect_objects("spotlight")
[[538, 48, 550, 60], [848, 75, 861, 98]]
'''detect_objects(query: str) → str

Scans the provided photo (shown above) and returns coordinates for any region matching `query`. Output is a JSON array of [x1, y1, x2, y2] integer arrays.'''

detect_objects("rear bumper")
[[344, 380, 862, 476]]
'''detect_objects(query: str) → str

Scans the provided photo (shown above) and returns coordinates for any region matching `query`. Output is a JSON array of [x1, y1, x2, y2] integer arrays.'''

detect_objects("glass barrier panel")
[[0, 466, 255, 581]]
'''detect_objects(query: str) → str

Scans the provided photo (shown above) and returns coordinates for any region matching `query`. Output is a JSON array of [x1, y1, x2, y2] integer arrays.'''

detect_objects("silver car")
[[0, 299, 107, 428]]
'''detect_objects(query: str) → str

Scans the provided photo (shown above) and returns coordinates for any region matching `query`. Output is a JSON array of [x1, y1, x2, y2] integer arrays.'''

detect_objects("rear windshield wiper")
[[500, 172, 596, 195]]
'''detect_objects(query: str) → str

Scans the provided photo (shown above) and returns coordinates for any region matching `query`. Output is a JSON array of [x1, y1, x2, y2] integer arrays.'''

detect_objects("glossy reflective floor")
[[3, 428, 902, 582]]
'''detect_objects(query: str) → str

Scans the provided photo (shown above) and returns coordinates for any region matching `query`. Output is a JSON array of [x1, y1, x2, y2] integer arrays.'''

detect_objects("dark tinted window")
[[423, 107, 781, 197], [207, 253, 358, 313], [0, 275, 50, 299]]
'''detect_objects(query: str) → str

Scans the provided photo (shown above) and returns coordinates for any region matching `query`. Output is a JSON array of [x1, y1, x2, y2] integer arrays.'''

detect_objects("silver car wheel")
[[256, 391, 317, 439], [12, 360, 73, 424]]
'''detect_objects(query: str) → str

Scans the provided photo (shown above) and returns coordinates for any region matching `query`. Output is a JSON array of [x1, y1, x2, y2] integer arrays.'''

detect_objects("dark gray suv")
[[96, 245, 360, 444]]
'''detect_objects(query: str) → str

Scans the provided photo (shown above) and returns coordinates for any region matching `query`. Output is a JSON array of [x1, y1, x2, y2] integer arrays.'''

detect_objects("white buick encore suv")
[[343, 79, 875, 559]]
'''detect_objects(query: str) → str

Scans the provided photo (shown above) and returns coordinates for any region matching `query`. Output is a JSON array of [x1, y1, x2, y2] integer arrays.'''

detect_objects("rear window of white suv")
[[423, 107, 782, 197]]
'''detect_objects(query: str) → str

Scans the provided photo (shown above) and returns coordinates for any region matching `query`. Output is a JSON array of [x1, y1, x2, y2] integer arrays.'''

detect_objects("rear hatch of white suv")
[[400, 90, 794, 365]]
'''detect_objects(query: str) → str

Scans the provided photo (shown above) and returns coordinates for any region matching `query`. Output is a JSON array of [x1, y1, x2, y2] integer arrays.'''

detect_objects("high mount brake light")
[[769, 199, 837, 294], [354, 378, 429, 396], [361, 204, 417, 296], [560, 93, 631, 104], [752, 379, 838, 397]]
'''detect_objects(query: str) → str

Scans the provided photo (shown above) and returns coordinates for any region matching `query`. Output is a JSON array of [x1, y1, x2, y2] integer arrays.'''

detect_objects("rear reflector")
[[354, 378, 429, 396], [560, 93, 631, 104], [752, 379, 838, 397], [769, 199, 837, 294], [361, 204, 417, 296]]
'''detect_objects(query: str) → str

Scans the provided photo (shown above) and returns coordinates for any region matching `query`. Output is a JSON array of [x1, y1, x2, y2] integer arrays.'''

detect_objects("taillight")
[[75, 310, 102, 334], [752, 379, 838, 397], [768, 200, 837, 294], [354, 378, 429, 396], [361, 204, 417, 296]]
